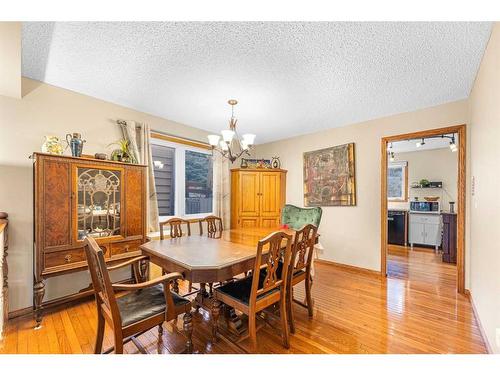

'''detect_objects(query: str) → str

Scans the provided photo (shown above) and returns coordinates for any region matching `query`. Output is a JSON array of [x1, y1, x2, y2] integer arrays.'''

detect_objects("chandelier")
[[207, 99, 256, 163]]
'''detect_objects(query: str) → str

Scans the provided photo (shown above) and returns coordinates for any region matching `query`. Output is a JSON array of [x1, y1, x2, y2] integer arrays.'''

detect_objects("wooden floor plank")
[[1, 249, 487, 354]]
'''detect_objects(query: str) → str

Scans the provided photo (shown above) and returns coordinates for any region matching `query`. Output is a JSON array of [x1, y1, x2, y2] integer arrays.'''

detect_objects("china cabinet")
[[32, 153, 147, 326]]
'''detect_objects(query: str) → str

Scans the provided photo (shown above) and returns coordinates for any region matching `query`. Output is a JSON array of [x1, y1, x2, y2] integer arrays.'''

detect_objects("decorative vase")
[[66, 133, 86, 157], [41, 136, 64, 155]]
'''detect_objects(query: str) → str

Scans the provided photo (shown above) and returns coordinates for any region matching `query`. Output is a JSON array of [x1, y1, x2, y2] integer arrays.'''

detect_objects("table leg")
[[211, 299, 221, 342], [183, 312, 193, 354]]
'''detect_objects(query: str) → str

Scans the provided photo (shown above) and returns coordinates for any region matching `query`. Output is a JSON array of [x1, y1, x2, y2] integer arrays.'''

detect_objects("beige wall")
[[389, 148, 458, 211], [0, 78, 210, 311], [469, 22, 500, 353], [0, 22, 21, 99], [255, 100, 469, 271]]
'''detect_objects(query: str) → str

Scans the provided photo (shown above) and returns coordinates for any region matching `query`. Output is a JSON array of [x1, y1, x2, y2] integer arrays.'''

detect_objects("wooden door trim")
[[381, 124, 466, 293]]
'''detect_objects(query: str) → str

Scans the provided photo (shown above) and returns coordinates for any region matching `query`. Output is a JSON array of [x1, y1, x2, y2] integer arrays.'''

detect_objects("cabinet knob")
[[64, 254, 72, 263], [124, 245, 129, 252]]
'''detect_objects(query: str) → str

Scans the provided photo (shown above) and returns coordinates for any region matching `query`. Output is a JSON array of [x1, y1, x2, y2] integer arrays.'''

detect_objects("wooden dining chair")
[[286, 224, 318, 334], [159, 217, 191, 240], [84, 237, 194, 354], [159, 217, 194, 293], [199, 215, 223, 237], [212, 231, 293, 351]]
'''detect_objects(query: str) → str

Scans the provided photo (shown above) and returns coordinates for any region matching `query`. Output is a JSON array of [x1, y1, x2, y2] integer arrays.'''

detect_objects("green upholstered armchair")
[[281, 204, 322, 230]]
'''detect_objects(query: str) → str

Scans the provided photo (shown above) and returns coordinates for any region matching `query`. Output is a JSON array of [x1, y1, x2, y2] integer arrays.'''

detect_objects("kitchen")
[[386, 133, 459, 278]]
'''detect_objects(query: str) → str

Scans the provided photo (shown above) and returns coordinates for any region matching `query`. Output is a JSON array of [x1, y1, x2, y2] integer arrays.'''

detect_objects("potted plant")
[[109, 139, 137, 163], [419, 179, 430, 188]]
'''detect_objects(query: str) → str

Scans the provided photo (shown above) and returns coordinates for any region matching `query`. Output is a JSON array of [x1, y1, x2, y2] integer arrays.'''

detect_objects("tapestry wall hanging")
[[303, 142, 356, 206]]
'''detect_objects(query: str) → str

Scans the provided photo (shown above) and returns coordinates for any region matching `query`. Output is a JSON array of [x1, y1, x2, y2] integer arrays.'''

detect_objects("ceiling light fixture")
[[207, 100, 255, 163], [449, 135, 458, 152]]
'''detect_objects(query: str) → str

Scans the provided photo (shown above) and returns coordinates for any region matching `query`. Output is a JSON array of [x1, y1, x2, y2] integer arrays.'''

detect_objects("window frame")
[[387, 161, 408, 202], [150, 137, 214, 221]]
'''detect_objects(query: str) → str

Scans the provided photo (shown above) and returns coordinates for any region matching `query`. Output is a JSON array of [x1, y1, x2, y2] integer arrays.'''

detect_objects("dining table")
[[139, 226, 318, 341]]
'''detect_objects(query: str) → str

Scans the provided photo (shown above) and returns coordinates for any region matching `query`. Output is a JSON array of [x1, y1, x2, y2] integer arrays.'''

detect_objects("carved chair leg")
[[183, 312, 194, 354], [33, 280, 45, 328], [114, 331, 124, 354], [305, 276, 314, 318], [94, 307, 105, 354], [248, 312, 257, 352], [287, 286, 296, 334], [280, 293, 290, 349], [158, 323, 164, 337], [211, 299, 221, 342]]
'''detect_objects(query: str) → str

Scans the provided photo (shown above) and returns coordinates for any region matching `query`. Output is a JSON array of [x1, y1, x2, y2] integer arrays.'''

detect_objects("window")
[[185, 150, 213, 215], [151, 136, 213, 219], [388, 161, 408, 201]]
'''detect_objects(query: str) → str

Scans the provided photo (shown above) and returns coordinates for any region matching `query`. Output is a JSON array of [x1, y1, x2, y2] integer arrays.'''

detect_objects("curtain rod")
[[151, 129, 210, 147], [116, 119, 209, 147]]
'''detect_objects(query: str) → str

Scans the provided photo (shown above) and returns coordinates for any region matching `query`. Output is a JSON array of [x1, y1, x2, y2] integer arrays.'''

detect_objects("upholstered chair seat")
[[281, 204, 322, 230], [215, 273, 278, 305], [116, 285, 190, 327]]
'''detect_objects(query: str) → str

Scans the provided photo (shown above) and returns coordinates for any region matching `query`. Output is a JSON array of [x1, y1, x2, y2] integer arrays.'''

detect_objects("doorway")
[[381, 124, 466, 293]]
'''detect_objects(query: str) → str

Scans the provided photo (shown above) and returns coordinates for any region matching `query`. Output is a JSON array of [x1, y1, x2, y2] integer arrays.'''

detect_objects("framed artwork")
[[303, 143, 356, 206], [387, 161, 408, 201]]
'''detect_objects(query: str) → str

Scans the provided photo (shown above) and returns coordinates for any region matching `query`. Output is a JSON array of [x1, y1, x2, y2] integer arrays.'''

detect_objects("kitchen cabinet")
[[409, 213, 442, 249]]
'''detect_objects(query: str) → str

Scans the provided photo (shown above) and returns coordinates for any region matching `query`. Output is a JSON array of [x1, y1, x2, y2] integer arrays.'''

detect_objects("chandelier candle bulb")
[[208, 134, 221, 146], [242, 134, 256, 145], [219, 140, 229, 151], [221, 130, 235, 143]]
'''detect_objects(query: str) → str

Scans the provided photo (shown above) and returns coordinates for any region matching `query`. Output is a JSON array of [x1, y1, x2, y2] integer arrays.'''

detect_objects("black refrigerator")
[[388, 210, 406, 246]]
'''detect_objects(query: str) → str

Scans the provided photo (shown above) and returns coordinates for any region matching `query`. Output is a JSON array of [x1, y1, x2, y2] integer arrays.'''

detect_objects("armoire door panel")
[[239, 172, 260, 217], [260, 172, 281, 217], [240, 218, 260, 228], [43, 160, 72, 248], [260, 217, 280, 228]]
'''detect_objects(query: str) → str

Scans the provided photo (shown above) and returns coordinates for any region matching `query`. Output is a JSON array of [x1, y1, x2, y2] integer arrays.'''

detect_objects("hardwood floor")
[[0, 255, 486, 354]]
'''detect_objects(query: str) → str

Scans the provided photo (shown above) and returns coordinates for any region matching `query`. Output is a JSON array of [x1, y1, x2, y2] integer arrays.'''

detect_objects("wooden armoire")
[[33, 153, 148, 326], [230, 168, 287, 228]]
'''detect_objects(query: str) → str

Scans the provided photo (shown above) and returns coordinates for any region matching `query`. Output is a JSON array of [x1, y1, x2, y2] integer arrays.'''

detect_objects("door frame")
[[380, 124, 466, 293]]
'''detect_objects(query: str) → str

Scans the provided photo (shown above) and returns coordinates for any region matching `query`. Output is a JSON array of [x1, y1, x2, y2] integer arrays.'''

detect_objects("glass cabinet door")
[[77, 167, 122, 240]]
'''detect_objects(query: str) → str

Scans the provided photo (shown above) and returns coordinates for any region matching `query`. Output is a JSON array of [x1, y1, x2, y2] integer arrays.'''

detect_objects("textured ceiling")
[[22, 22, 492, 144]]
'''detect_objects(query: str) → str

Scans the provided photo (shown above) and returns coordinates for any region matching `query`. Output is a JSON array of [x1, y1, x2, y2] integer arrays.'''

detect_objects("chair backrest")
[[250, 231, 292, 306], [159, 218, 191, 240], [281, 204, 322, 230], [199, 215, 223, 237], [84, 236, 121, 326], [290, 224, 318, 276]]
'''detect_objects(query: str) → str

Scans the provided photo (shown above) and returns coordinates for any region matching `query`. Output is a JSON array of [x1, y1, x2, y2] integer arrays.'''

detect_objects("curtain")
[[212, 153, 231, 228], [119, 120, 160, 232]]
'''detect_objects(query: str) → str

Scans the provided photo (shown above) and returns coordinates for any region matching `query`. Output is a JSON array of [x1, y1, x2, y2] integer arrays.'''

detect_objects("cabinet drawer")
[[45, 248, 87, 269], [110, 240, 142, 258], [409, 214, 440, 225]]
